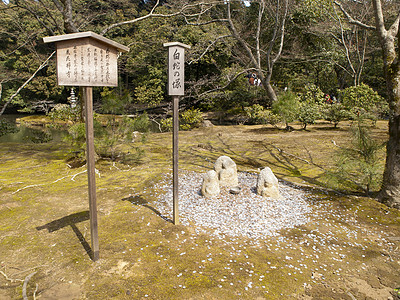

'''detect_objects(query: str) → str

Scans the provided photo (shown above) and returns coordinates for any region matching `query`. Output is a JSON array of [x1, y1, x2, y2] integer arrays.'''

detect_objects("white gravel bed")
[[148, 171, 312, 241]]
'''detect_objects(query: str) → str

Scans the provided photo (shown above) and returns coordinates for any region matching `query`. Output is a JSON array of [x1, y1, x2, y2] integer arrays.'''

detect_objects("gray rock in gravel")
[[214, 156, 238, 187], [201, 170, 220, 197], [256, 167, 281, 199]]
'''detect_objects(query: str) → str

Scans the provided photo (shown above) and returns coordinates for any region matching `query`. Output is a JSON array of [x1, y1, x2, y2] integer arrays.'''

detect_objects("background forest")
[[0, 0, 391, 118]]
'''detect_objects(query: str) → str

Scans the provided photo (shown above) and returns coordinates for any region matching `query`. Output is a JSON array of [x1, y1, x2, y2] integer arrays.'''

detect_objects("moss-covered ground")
[[0, 120, 399, 299]]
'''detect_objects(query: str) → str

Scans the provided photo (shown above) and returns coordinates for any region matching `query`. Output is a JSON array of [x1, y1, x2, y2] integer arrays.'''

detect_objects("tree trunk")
[[378, 42, 400, 208], [372, 0, 400, 208], [380, 115, 400, 208], [260, 72, 278, 105]]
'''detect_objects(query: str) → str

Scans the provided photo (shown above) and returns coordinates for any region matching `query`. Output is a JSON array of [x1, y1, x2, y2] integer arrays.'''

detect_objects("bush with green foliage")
[[298, 83, 326, 105], [339, 83, 385, 119], [180, 108, 203, 130], [272, 90, 300, 128], [244, 104, 281, 125], [161, 108, 203, 131], [100, 86, 132, 115], [296, 84, 327, 129], [323, 103, 351, 128], [65, 122, 97, 161], [96, 116, 147, 161], [298, 102, 321, 129], [65, 114, 148, 164], [47, 104, 80, 123], [131, 112, 151, 133], [25, 129, 53, 143], [160, 118, 172, 132], [0, 119, 19, 137]]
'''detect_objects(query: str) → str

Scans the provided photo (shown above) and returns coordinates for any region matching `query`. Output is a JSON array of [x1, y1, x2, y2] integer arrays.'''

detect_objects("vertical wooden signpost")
[[163, 42, 191, 225], [44, 32, 129, 261]]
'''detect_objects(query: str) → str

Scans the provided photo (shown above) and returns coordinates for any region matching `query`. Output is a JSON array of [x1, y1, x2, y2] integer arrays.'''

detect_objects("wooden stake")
[[173, 95, 179, 225], [84, 86, 99, 261]]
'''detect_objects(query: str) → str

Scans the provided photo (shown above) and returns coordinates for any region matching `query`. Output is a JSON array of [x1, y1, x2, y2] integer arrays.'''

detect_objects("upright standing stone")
[[256, 167, 281, 198], [201, 170, 220, 198], [214, 156, 238, 187]]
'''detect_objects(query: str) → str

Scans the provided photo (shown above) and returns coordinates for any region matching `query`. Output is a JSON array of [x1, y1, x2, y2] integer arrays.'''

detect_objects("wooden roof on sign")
[[43, 31, 130, 53], [163, 42, 191, 49]]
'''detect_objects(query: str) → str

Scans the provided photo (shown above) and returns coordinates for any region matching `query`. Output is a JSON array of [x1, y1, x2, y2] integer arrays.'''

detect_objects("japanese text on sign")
[[56, 38, 117, 87], [167, 46, 185, 95]]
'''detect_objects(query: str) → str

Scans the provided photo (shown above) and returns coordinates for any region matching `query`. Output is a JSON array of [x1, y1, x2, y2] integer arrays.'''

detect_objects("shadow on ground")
[[36, 211, 94, 260], [122, 195, 173, 223]]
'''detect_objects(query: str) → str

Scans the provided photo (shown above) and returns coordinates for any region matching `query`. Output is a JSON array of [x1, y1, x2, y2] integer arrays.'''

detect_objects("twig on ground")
[[33, 283, 38, 300], [12, 184, 45, 194], [12, 169, 89, 193], [14, 265, 47, 276], [22, 272, 36, 300], [347, 291, 357, 300], [0, 270, 23, 283], [71, 170, 87, 181]]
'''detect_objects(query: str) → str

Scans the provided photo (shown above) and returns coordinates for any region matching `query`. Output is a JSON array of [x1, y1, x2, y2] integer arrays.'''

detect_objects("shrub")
[[0, 119, 19, 137], [180, 108, 203, 130], [96, 116, 148, 161], [25, 129, 53, 143], [160, 118, 173, 132], [161, 108, 203, 131], [131, 112, 150, 133], [101, 86, 132, 115], [299, 83, 325, 105], [244, 104, 281, 125], [323, 103, 351, 128], [298, 102, 321, 130], [339, 83, 385, 119], [272, 90, 300, 128], [64, 120, 105, 161], [47, 103, 80, 123], [134, 66, 164, 107]]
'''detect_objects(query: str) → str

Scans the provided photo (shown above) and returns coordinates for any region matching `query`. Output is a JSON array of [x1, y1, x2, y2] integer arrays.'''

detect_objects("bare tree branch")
[[271, 0, 288, 65], [188, 34, 232, 65], [13, 1, 56, 35], [255, 0, 265, 67], [0, 51, 55, 116], [195, 68, 255, 99], [100, 1, 216, 35], [333, 0, 376, 30]]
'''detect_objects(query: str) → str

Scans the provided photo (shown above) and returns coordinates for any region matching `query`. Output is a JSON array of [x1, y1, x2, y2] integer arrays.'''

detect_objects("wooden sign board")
[[44, 32, 129, 87], [43, 32, 129, 261], [164, 42, 191, 96]]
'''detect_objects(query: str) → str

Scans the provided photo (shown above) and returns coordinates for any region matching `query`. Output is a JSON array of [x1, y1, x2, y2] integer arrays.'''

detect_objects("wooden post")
[[172, 95, 179, 225], [43, 32, 129, 262], [83, 87, 99, 261], [163, 42, 190, 226]]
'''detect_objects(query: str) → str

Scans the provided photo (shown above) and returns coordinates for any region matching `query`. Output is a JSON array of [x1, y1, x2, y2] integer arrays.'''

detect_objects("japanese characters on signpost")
[[44, 32, 129, 261], [163, 42, 191, 225]]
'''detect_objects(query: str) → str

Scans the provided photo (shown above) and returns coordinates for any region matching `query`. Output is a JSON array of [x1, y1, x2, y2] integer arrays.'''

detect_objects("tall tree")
[[331, 1, 370, 86], [184, 0, 289, 104], [335, 0, 400, 208]]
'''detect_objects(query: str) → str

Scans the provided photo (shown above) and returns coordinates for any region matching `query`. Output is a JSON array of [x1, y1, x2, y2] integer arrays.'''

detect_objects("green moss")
[[1, 121, 399, 299]]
